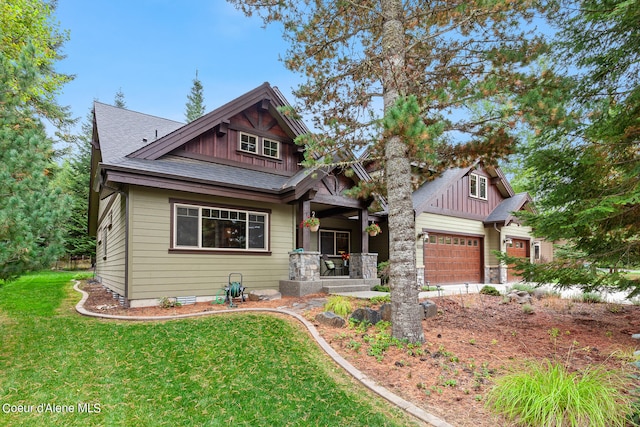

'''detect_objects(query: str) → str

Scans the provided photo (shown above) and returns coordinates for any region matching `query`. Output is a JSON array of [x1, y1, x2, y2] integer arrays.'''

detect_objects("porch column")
[[349, 253, 378, 279], [359, 209, 369, 253], [297, 200, 312, 251], [288, 251, 320, 281]]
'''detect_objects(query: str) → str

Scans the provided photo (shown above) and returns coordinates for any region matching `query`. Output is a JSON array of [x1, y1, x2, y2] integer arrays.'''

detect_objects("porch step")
[[321, 278, 379, 294]]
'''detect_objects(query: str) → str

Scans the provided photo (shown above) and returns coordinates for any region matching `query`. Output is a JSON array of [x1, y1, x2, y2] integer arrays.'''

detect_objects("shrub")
[[479, 285, 501, 296], [486, 360, 631, 427], [510, 283, 536, 294], [159, 296, 181, 308], [372, 284, 390, 292], [370, 295, 390, 304], [377, 261, 390, 285], [581, 292, 603, 303], [324, 295, 353, 318], [522, 304, 534, 314]]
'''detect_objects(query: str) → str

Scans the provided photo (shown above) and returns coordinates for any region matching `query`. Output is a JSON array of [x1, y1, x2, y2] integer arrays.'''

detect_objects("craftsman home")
[[89, 82, 544, 307], [89, 83, 381, 307]]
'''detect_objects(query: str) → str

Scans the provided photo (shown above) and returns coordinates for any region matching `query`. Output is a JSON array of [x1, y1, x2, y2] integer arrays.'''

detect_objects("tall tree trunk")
[[381, 0, 425, 343]]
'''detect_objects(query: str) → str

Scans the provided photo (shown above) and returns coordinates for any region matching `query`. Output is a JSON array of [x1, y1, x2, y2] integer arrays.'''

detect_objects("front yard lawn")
[[0, 272, 417, 426]]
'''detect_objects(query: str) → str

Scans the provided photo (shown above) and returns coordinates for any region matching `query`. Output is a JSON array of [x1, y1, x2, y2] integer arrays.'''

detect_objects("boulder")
[[315, 311, 346, 328], [350, 307, 381, 325], [507, 290, 532, 304], [248, 289, 282, 301], [420, 300, 438, 319], [379, 303, 392, 322]]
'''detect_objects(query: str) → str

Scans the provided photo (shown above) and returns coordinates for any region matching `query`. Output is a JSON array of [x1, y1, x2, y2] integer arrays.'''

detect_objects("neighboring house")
[[89, 83, 380, 307], [411, 165, 552, 286], [89, 82, 546, 307]]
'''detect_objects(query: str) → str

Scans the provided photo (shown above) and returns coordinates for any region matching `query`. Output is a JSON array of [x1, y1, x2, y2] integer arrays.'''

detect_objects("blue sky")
[[54, 0, 300, 130]]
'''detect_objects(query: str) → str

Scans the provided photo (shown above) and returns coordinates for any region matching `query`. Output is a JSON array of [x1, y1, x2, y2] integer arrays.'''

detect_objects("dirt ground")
[[80, 282, 640, 427]]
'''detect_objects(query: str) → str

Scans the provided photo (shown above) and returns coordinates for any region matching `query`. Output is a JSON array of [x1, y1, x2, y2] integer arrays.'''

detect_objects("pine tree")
[[55, 109, 96, 262], [510, 0, 640, 296], [231, 0, 553, 342], [0, 0, 72, 126], [0, 44, 68, 282], [114, 88, 126, 108], [185, 70, 206, 122]]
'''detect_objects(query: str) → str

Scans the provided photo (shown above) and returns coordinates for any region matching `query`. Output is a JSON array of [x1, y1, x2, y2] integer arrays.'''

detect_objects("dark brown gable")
[[420, 166, 515, 220], [128, 82, 308, 166], [176, 103, 301, 174]]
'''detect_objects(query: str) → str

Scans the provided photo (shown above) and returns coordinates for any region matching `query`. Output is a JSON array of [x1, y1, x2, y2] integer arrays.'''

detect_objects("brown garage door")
[[506, 239, 529, 282], [424, 234, 482, 284]]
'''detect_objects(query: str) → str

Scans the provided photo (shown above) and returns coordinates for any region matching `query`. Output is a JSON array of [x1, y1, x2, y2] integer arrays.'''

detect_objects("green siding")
[[127, 188, 295, 300], [95, 193, 127, 295]]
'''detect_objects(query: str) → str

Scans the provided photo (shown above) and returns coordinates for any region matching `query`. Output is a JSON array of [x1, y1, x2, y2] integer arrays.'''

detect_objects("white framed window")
[[469, 173, 488, 200], [319, 230, 350, 255], [239, 132, 257, 154], [263, 138, 279, 158], [174, 203, 268, 251]]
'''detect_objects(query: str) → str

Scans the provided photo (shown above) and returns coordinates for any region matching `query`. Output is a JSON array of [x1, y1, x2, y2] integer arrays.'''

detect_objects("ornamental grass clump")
[[324, 295, 353, 318], [486, 360, 631, 427]]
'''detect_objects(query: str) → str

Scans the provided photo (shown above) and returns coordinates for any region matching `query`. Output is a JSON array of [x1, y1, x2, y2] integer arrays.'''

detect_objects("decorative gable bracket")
[[214, 120, 230, 137]]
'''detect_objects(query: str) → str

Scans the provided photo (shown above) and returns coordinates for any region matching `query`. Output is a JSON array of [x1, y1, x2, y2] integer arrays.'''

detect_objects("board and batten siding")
[[127, 187, 295, 301], [95, 193, 127, 296]]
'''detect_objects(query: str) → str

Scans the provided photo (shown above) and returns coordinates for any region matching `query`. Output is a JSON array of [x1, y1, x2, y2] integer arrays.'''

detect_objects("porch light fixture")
[[422, 232, 429, 243], [503, 238, 513, 245]]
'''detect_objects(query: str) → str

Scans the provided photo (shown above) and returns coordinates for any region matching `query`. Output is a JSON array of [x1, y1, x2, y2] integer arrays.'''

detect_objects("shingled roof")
[[484, 192, 533, 226]]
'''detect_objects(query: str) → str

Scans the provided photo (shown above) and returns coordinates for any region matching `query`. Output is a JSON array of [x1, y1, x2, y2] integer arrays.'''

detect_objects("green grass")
[[0, 271, 417, 426], [485, 360, 631, 427]]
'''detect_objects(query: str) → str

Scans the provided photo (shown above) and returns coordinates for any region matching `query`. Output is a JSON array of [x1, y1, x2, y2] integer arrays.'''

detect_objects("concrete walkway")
[[336, 282, 636, 304], [73, 282, 452, 427], [334, 283, 510, 300]]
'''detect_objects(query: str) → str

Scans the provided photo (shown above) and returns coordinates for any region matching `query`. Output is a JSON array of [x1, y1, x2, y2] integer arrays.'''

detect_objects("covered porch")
[[279, 187, 386, 296]]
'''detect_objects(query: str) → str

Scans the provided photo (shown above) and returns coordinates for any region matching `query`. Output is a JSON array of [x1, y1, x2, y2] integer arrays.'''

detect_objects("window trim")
[[239, 132, 258, 154], [170, 199, 271, 254], [318, 229, 351, 256], [469, 173, 488, 200], [262, 138, 280, 159]]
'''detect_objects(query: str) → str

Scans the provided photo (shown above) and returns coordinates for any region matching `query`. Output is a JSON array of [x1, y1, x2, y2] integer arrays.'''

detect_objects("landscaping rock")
[[420, 300, 438, 319], [507, 290, 532, 304], [248, 289, 282, 301], [379, 303, 392, 322], [350, 307, 381, 325], [315, 311, 346, 328], [632, 334, 640, 340]]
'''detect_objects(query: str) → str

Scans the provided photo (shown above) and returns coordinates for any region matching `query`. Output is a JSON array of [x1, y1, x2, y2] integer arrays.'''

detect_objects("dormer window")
[[239, 133, 257, 154], [470, 173, 487, 200], [263, 139, 279, 158], [239, 132, 280, 159]]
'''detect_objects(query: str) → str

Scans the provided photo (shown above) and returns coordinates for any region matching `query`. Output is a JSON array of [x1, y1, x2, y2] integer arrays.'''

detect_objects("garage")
[[506, 238, 529, 282], [424, 233, 483, 284]]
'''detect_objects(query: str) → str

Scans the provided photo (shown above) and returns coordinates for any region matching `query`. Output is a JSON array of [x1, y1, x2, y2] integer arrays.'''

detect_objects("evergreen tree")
[[510, 0, 640, 297], [114, 88, 126, 108], [0, 0, 72, 127], [55, 109, 96, 262], [231, 0, 554, 342], [0, 44, 68, 282], [185, 70, 206, 122]]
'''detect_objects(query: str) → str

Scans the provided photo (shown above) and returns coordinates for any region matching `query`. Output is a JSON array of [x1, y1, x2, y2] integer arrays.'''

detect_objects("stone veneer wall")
[[485, 265, 506, 284], [288, 251, 320, 281], [349, 253, 378, 280]]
